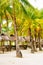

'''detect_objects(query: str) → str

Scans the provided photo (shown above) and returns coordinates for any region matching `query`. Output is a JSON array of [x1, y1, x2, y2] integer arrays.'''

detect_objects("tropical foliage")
[[0, 0, 43, 37]]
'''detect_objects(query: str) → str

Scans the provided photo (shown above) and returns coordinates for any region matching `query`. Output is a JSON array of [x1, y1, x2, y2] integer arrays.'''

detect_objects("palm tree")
[[10, 0, 36, 56], [10, 0, 36, 57], [20, 0, 37, 48], [9, 0, 23, 57]]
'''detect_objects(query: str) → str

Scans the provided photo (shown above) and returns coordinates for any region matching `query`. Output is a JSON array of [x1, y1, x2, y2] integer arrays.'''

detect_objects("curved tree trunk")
[[29, 27, 32, 42], [0, 16, 2, 34], [29, 27, 34, 53], [34, 28, 37, 52], [38, 31, 42, 51], [13, 17, 22, 58], [0, 16, 2, 46], [37, 24, 42, 51], [0, 22, 1, 34], [12, 1, 22, 58]]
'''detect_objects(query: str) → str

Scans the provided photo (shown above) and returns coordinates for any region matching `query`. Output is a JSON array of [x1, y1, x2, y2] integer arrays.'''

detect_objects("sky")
[[28, 0, 43, 10]]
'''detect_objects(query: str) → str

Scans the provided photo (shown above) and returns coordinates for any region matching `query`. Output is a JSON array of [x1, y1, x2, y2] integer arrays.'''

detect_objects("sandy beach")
[[0, 48, 43, 65]]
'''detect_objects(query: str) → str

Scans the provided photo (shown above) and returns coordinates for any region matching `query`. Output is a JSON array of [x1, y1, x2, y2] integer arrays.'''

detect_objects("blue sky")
[[28, 0, 43, 10]]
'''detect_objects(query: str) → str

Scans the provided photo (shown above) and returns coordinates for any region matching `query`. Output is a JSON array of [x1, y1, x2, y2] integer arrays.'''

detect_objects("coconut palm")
[[9, 0, 35, 56]]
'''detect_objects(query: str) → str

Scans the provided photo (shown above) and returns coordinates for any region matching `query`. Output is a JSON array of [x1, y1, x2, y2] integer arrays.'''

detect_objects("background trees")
[[0, 0, 43, 55]]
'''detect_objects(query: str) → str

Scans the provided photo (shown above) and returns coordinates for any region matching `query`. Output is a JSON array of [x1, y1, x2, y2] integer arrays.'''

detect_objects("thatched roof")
[[9, 36, 16, 41], [0, 34, 9, 41]]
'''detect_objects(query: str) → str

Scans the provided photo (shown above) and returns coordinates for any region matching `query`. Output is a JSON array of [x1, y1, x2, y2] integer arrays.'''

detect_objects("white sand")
[[0, 48, 43, 65]]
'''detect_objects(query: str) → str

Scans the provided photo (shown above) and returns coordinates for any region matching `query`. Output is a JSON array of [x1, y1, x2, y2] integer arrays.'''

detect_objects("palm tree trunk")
[[4, 10, 8, 31], [38, 32, 42, 50], [29, 27, 32, 42], [34, 28, 37, 52], [0, 16, 2, 34], [0, 16, 2, 46], [0, 23, 1, 34], [13, 16, 22, 58], [29, 27, 34, 53]]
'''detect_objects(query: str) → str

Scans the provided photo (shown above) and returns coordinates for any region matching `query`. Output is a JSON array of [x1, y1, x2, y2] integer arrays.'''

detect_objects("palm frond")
[[21, 3, 28, 16], [20, 0, 35, 10]]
